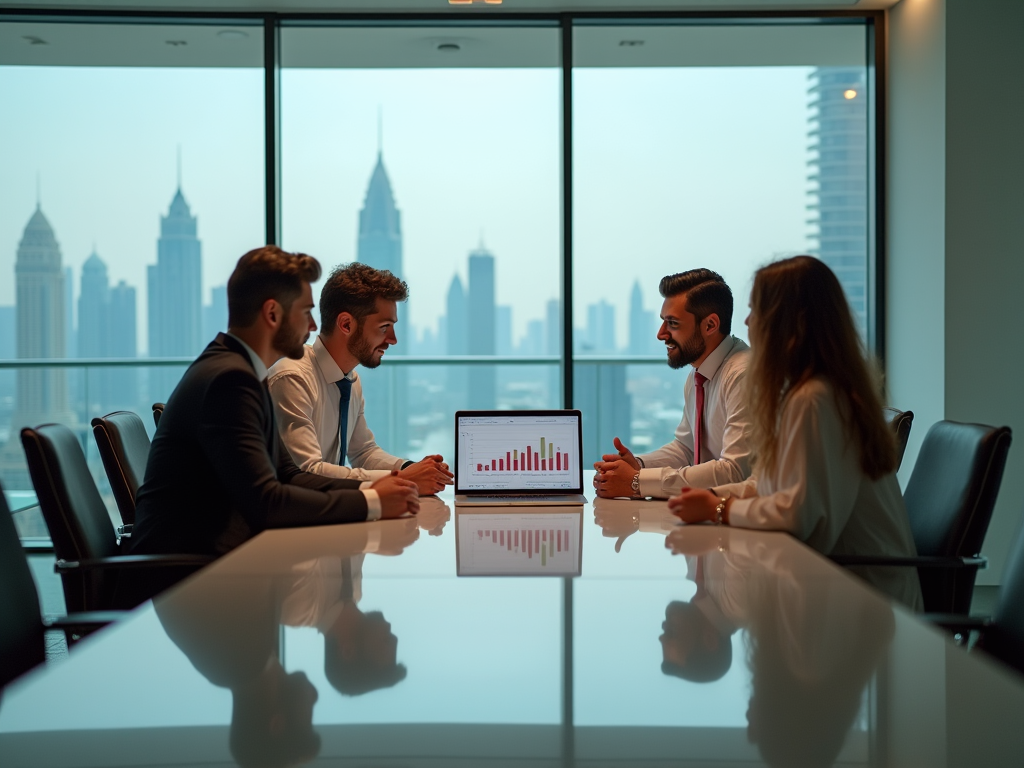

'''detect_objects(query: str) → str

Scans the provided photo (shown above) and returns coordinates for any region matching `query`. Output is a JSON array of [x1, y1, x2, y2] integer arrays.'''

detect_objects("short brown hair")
[[320, 262, 409, 336], [227, 246, 321, 328]]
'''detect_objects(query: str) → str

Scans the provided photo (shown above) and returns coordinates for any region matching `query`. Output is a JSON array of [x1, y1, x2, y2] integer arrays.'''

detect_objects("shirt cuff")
[[400, 460, 414, 470], [361, 489, 382, 521], [638, 467, 671, 499]]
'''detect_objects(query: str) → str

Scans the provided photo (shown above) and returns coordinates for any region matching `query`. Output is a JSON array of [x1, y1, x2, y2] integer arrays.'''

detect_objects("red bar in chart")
[[499, 459, 504, 471], [477, 463, 482, 471]]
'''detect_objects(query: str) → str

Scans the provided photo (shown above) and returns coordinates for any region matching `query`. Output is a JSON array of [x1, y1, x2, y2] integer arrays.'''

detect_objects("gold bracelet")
[[713, 497, 728, 526]]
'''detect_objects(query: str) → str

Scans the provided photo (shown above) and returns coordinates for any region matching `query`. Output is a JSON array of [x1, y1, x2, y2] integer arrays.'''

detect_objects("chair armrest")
[[116, 524, 133, 537], [829, 554, 987, 569], [921, 613, 991, 633], [55, 554, 214, 573], [43, 611, 128, 631]]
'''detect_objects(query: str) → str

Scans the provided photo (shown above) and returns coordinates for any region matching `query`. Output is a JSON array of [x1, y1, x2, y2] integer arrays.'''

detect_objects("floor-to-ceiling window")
[[0, 19, 265, 524], [571, 21, 871, 463]]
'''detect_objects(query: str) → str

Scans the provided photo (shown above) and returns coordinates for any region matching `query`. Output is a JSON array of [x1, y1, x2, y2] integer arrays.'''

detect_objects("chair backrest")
[[904, 420, 1012, 613], [976, 522, 1024, 675], [883, 407, 914, 472], [152, 403, 164, 428], [91, 411, 151, 526], [20, 424, 119, 565], [0, 482, 45, 689]]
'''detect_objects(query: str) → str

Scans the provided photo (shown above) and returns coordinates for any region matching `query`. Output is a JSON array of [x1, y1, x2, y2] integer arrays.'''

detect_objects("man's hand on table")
[[371, 472, 420, 518], [593, 458, 638, 498], [400, 455, 454, 495]]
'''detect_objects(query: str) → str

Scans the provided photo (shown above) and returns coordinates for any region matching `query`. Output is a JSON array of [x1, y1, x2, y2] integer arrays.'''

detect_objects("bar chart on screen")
[[456, 511, 582, 576], [461, 424, 578, 478]]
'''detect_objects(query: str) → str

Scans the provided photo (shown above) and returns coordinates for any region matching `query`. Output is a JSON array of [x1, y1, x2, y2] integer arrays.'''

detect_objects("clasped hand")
[[593, 437, 641, 498], [399, 454, 454, 495], [667, 487, 719, 524]]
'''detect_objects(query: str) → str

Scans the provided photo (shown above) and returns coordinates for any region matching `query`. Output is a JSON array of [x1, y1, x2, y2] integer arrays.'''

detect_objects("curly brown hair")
[[320, 262, 409, 336], [227, 245, 321, 328]]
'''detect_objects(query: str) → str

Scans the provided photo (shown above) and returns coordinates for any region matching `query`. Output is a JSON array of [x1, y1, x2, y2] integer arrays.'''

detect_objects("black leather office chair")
[[91, 411, 151, 527], [832, 420, 1012, 614], [20, 424, 211, 613], [884, 407, 914, 471], [0, 481, 121, 687], [973, 523, 1024, 674], [152, 403, 164, 428]]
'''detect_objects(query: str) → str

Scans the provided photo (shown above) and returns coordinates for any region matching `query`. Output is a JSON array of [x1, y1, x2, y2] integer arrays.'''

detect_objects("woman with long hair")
[[668, 256, 920, 608]]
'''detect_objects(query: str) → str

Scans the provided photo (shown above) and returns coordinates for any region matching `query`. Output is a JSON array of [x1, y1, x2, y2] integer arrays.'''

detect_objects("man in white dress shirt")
[[594, 269, 752, 499], [269, 263, 453, 495]]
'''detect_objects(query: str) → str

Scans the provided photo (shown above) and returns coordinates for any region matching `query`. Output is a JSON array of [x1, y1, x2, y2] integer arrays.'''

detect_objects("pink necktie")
[[693, 372, 708, 465]]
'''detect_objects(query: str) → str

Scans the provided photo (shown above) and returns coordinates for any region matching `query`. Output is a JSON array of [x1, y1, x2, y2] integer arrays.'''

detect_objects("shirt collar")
[[695, 335, 738, 381], [312, 335, 356, 384], [226, 333, 268, 381]]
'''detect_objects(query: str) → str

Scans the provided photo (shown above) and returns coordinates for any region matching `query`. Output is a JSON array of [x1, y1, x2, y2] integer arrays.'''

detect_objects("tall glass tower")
[[357, 150, 407, 455], [1, 205, 74, 488], [808, 67, 869, 337], [148, 185, 202, 400]]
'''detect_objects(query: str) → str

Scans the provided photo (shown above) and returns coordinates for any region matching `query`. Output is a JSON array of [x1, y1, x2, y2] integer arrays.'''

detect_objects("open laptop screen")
[[455, 410, 583, 493]]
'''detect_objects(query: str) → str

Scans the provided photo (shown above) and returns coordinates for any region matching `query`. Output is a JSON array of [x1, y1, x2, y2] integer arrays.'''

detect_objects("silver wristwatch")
[[631, 472, 641, 497]]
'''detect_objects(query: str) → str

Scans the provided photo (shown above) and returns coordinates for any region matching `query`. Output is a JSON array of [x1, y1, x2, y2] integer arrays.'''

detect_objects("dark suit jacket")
[[130, 334, 369, 557]]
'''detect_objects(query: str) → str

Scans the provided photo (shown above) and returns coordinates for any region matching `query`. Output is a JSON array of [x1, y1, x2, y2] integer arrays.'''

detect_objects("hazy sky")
[[1, 62, 813, 354]]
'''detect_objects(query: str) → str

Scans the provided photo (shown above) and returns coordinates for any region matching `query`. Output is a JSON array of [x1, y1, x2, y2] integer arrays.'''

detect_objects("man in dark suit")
[[130, 246, 419, 561]]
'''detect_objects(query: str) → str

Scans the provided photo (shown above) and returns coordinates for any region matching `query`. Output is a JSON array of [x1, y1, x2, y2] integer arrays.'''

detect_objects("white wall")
[[888, 0, 1024, 583]]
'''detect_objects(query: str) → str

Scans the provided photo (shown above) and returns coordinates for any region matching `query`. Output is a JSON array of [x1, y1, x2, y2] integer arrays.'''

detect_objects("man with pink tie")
[[594, 269, 752, 499]]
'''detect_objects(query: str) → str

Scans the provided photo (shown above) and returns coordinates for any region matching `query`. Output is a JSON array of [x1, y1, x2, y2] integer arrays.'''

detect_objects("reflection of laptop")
[[455, 508, 584, 576], [454, 410, 587, 506]]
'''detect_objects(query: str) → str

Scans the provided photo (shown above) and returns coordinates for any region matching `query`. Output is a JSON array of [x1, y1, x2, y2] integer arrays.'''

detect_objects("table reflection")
[[666, 527, 894, 767], [455, 507, 583, 576]]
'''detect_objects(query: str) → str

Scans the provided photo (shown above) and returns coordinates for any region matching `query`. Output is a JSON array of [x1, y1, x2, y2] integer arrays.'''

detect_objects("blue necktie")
[[337, 378, 353, 465]]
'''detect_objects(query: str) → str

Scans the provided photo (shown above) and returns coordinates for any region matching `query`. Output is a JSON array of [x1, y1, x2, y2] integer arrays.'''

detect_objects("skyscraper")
[[585, 299, 616, 353], [1, 205, 74, 488], [357, 150, 407, 455], [445, 273, 468, 403], [148, 183, 202, 400], [808, 67, 868, 336], [78, 252, 139, 413], [467, 246, 496, 410], [628, 280, 659, 355]]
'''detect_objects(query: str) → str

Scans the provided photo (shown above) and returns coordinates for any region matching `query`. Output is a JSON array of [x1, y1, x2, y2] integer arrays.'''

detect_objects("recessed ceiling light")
[[217, 29, 249, 40], [438, 42, 461, 52], [166, 40, 187, 47], [619, 40, 645, 47], [23, 35, 48, 45], [844, 89, 858, 100]]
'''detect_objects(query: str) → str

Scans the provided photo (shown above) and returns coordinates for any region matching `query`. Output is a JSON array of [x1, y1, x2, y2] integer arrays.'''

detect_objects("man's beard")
[[666, 327, 706, 370], [348, 326, 386, 369], [273, 316, 308, 360]]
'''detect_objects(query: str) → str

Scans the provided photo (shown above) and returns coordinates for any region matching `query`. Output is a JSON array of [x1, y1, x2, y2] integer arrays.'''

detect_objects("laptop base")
[[454, 494, 588, 507]]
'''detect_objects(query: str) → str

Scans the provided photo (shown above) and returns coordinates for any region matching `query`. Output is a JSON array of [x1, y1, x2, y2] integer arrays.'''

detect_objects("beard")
[[273, 316, 309, 360], [348, 326, 387, 369], [666, 326, 706, 370]]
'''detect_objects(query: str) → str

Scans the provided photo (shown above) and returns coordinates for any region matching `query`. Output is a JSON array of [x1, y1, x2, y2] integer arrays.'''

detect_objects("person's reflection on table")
[[666, 528, 895, 768], [280, 551, 409, 696], [416, 496, 451, 537], [593, 498, 676, 553], [155, 577, 321, 768]]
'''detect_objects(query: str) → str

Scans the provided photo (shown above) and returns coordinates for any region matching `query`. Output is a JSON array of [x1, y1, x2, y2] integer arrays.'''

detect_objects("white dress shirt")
[[637, 335, 752, 498], [717, 378, 922, 609], [268, 336, 406, 483], [248, 334, 380, 520], [279, 555, 365, 631]]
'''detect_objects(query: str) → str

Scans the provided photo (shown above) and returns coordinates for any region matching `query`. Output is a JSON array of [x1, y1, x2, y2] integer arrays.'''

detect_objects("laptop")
[[454, 410, 587, 506], [455, 507, 584, 576]]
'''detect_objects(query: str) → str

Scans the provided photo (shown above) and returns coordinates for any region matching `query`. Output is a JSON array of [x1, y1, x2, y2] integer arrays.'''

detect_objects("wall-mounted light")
[[844, 89, 858, 100]]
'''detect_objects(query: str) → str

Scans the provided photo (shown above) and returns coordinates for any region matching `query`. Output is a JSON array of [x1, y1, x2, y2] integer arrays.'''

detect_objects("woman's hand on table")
[[667, 487, 719, 524]]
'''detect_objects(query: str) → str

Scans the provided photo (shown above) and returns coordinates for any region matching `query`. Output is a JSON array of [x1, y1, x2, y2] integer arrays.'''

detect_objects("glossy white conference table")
[[3, 474, 1024, 767]]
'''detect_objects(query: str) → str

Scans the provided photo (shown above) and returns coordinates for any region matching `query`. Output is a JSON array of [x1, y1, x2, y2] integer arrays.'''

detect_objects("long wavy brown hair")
[[747, 255, 896, 480]]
